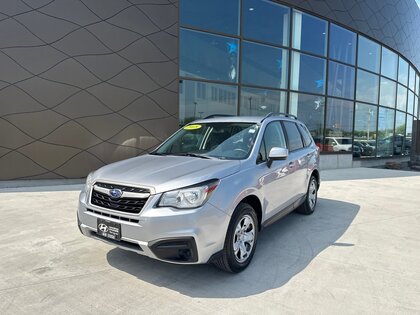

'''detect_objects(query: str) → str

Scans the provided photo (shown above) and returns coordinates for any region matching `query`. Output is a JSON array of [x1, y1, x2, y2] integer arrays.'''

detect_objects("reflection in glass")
[[291, 52, 326, 94], [240, 87, 286, 116], [329, 23, 356, 65], [180, 29, 239, 83], [379, 77, 396, 108], [407, 91, 414, 116], [289, 93, 324, 149], [398, 57, 409, 86], [179, 80, 237, 125], [358, 36, 380, 73], [415, 96, 419, 119], [396, 84, 407, 112], [324, 98, 354, 153], [354, 103, 377, 158], [416, 74, 419, 95], [241, 41, 288, 89], [356, 70, 379, 104], [377, 107, 395, 157], [394, 111, 406, 156], [180, 0, 239, 35], [406, 116, 413, 155], [243, 0, 289, 46], [409, 66, 416, 91], [292, 10, 327, 56], [381, 47, 398, 80], [328, 61, 355, 99]]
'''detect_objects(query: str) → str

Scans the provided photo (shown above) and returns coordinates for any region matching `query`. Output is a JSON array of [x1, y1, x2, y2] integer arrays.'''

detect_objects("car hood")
[[92, 154, 241, 194]]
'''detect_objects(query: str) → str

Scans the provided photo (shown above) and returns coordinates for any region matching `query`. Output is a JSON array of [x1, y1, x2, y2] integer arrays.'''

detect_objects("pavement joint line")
[[0, 268, 114, 293]]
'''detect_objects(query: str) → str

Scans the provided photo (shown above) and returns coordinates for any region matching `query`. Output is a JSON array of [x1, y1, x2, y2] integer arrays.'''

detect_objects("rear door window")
[[297, 124, 312, 147], [283, 121, 304, 151]]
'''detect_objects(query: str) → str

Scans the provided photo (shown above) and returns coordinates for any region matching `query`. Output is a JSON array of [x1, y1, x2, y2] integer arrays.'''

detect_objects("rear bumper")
[[77, 191, 230, 264]]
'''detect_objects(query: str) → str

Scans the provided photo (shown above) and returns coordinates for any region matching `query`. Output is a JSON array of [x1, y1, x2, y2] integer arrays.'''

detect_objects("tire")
[[213, 203, 258, 273], [295, 175, 318, 215]]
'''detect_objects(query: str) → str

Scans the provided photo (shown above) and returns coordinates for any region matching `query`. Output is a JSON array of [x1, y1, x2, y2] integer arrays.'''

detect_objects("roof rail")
[[260, 112, 297, 122], [203, 114, 234, 119]]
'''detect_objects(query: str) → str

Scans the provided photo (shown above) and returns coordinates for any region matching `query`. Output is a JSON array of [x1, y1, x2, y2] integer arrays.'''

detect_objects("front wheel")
[[295, 176, 318, 215], [213, 203, 258, 273]]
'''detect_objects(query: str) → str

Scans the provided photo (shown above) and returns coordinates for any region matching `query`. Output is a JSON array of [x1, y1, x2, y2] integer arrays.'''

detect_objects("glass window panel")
[[180, 29, 239, 83], [328, 61, 355, 99], [243, 0, 289, 46], [358, 36, 380, 73], [292, 10, 327, 56], [241, 41, 288, 89], [394, 111, 406, 156], [324, 98, 354, 153], [406, 116, 413, 155], [396, 84, 407, 111], [416, 74, 419, 95], [379, 77, 396, 108], [377, 107, 395, 157], [180, 0, 239, 35], [240, 87, 286, 116], [289, 93, 325, 149], [354, 103, 377, 158], [329, 23, 356, 65], [415, 96, 419, 118], [291, 52, 326, 94], [398, 57, 409, 86], [356, 70, 379, 104], [409, 66, 416, 91], [407, 91, 414, 115], [179, 80, 237, 125], [381, 47, 398, 80]]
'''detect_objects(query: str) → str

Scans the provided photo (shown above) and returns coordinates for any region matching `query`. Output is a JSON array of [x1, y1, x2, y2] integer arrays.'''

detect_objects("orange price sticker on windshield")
[[184, 124, 202, 130]]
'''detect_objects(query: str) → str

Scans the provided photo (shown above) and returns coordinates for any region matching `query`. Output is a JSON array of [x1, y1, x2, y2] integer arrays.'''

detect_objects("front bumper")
[[77, 190, 230, 264]]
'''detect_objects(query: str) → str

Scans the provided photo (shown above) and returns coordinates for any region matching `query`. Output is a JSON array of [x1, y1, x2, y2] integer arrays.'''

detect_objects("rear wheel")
[[295, 175, 318, 215], [213, 203, 258, 273]]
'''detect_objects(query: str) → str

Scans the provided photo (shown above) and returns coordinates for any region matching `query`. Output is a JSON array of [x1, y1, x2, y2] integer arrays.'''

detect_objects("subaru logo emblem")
[[109, 188, 123, 199], [98, 223, 108, 233]]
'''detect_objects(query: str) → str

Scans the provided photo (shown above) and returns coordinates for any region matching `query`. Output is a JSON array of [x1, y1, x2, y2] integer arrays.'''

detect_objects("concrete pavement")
[[0, 168, 419, 314]]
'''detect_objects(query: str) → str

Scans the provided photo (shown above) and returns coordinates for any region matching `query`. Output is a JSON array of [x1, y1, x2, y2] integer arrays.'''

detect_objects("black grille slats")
[[90, 183, 149, 213]]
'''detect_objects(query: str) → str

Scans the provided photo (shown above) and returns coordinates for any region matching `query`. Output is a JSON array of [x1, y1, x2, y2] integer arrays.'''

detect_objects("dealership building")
[[1, 0, 420, 180]]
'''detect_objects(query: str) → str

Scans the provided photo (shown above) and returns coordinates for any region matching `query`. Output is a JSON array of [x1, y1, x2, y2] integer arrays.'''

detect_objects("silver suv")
[[77, 114, 320, 272]]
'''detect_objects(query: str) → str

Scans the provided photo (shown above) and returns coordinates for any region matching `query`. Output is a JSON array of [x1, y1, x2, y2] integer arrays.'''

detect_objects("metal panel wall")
[[0, 0, 179, 180]]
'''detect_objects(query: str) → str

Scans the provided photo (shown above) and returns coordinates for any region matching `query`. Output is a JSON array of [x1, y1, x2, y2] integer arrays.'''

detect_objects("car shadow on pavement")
[[106, 198, 359, 298]]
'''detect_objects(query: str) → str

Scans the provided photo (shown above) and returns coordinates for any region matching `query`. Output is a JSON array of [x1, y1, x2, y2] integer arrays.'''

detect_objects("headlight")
[[84, 171, 95, 196], [158, 180, 219, 209]]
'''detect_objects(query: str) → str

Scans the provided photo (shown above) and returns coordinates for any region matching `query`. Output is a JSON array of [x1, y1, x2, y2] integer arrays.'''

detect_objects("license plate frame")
[[97, 218, 121, 241]]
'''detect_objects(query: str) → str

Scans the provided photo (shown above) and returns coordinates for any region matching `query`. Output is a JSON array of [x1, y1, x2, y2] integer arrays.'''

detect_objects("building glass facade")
[[179, 0, 419, 159]]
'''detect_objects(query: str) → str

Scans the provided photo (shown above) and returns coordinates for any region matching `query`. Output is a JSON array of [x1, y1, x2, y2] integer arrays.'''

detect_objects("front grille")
[[94, 182, 150, 194], [90, 182, 150, 213]]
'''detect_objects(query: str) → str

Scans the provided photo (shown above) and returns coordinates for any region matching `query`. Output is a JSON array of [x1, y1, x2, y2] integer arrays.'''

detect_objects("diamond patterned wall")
[[280, 0, 420, 71], [0, 0, 179, 180]]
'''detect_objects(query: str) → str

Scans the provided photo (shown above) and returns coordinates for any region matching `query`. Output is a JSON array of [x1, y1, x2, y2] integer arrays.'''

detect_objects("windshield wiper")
[[173, 153, 211, 159]]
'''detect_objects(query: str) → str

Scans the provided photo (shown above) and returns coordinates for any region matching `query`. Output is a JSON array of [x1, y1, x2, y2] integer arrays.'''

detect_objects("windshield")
[[153, 122, 260, 160]]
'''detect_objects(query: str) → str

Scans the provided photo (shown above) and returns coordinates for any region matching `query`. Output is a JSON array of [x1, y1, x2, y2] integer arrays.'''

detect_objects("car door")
[[256, 121, 296, 219], [282, 121, 308, 198]]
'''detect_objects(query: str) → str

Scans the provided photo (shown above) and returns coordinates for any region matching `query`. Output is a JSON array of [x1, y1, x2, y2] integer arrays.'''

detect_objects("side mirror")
[[267, 147, 288, 168]]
